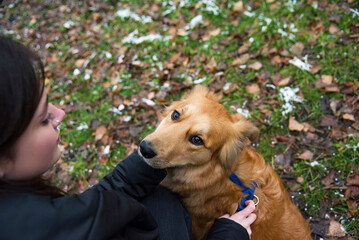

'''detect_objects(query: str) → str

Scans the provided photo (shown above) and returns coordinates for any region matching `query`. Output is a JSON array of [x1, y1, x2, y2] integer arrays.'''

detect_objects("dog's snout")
[[139, 140, 157, 159]]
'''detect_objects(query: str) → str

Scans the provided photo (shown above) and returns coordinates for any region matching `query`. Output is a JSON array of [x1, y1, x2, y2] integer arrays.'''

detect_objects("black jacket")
[[0, 151, 249, 240]]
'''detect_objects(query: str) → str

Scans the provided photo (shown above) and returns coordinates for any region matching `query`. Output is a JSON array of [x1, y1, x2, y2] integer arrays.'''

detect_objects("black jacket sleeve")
[[0, 151, 167, 240], [207, 218, 250, 240], [92, 150, 167, 199]]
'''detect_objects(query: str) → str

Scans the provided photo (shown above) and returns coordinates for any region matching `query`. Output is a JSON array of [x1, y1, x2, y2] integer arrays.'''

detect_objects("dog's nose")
[[139, 140, 157, 159]]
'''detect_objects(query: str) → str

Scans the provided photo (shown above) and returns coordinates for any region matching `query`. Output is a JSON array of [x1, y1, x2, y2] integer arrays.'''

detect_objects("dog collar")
[[229, 172, 259, 212]]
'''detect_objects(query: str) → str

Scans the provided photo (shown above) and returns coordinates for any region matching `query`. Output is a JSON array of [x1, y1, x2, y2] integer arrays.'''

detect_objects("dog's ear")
[[219, 137, 243, 171], [218, 115, 259, 171], [189, 85, 220, 102], [231, 114, 259, 142]]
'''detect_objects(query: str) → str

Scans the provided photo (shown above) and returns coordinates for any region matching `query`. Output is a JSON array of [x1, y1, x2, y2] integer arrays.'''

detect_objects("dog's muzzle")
[[139, 140, 157, 159]]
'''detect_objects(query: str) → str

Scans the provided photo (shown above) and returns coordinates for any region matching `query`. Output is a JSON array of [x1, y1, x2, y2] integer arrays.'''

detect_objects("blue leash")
[[229, 173, 258, 212]]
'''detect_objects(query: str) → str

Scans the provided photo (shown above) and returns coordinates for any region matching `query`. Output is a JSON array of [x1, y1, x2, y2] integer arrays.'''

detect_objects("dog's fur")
[[139, 86, 312, 240]]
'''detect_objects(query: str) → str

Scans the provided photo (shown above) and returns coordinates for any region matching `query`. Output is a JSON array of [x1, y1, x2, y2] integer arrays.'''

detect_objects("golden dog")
[[139, 85, 312, 240]]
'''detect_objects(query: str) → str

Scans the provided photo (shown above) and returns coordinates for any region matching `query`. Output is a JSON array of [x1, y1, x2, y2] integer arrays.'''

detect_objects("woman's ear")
[[231, 114, 259, 142]]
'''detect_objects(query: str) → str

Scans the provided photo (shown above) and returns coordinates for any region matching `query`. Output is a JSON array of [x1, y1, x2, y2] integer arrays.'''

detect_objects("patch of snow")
[[142, 98, 156, 106], [116, 8, 152, 23], [185, 15, 204, 30], [289, 55, 312, 71], [122, 31, 171, 45], [73, 68, 81, 76], [279, 87, 303, 116], [76, 123, 89, 130], [63, 20, 75, 29]]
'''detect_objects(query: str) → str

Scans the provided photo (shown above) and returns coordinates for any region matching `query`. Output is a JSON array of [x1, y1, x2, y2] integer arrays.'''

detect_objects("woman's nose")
[[49, 104, 66, 128]]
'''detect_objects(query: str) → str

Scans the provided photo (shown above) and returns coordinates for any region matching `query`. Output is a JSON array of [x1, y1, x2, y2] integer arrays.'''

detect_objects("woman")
[[0, 36, 256, 240]]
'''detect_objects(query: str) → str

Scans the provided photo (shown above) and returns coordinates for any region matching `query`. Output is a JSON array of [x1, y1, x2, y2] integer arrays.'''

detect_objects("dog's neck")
[[162, 160, 229, 195]]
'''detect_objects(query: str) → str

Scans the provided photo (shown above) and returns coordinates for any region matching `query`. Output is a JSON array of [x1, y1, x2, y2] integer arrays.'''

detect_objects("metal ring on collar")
[[253, 195, 259, 206]]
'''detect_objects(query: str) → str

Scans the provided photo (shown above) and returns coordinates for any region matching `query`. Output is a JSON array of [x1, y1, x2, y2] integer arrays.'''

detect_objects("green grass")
[[1, 0, 358, 237]]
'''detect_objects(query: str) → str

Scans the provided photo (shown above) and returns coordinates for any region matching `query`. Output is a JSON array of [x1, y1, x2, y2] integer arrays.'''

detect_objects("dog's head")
[[139, 85, 259, 172]]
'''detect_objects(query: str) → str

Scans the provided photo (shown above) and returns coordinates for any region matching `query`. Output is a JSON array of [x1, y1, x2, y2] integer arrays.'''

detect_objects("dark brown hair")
[[0, 36, 64, 197]]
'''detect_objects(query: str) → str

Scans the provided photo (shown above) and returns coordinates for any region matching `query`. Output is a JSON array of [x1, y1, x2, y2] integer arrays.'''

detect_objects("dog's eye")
[[171, 110, 180, 121], [189, 135, 204, 146]]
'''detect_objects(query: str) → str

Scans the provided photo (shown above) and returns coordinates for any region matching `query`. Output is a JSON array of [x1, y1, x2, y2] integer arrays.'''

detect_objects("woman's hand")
[[220, 200, 257, 238]]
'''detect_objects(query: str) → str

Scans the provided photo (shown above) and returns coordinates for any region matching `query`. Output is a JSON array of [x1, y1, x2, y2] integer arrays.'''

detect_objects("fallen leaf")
[[248, 61, 262, 70], [322, 75, 333, 85], [94, 126, 107, 141], [75, 59, 86, 67], [311, 220, 329, 237], [330, 126, 344, 140], [170, 52, 181, 63], [289, 117, 304, 131], [30, 16, 37, 24], [274, 153, 292, 167], [302, 122, 317, 132], [277, 76, 291, 86], [326, 220, 346, 237], [233, 1, 244, 12], [270, 55, 282, 65], [291, 42, 305, 55], [347, 172, 359, 186], [237, 41, 252, 55], [324, 85, 340, 92], [129, 125, 143, 137], [204, 57, 217, 73], [342, 113, 355, 121], [297, 176, 304, 183], [321, 169, 336, 185], [297, 150, 314, 160], [245, 83, 260, 95], [320, 115, 338, 127], [232, 53, 250, 65], [209, 28, 221, 37], [330, 99, 341, 114], [310, 63, 321, 74], [345, 186, 359, 199], [347, 199, 358, 217], [352, 120, 359, 130], [329, 24, 340, 34]]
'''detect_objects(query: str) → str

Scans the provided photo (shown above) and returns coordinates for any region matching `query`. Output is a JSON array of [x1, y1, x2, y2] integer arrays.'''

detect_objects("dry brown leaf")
[[297, 150, 314, 160], [270, 55, 282, 65], [245, 83, 260, 95], [347, 172, 359, 186], [237, 41, 252, 55], [75, 59, 86, 67], [347, 199, 358, 217], [291, 42, 305, 55], [209, 28, 221, 37], [324, 85, 340, 92], [233, 1, 244, 12], [297, 176, 304, 183], [326, 220, 346, 237], [289, 117, 304, 131], [320, 115, 338, 127], [170, 52, 181, 63], [329, 24, 340, 34], [232, 53, 250, 65], [302, 122, 316, 132], [343, 113, 355, 121], [204, 57, 217, 73], [322, 75, 333, 85], [277, 77, 292, 86], [321, 169, 336, 185], [94, 126, 107, 141], [310, 63, 321, 74], [248, 61, 262, 70]]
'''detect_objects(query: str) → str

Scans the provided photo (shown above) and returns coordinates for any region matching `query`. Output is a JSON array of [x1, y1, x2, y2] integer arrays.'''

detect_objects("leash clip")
[[253, 194, 259, 206]]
